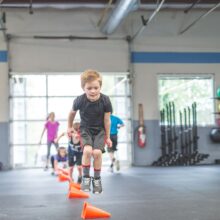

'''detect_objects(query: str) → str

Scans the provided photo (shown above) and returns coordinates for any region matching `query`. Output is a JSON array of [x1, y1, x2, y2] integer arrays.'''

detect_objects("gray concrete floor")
[[0, 165, 220, 220]]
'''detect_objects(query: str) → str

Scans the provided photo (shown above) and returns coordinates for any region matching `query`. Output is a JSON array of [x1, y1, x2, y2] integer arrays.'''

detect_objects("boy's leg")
[[93, 149, 102, 178], [92, 129, 105, 194], [82, 145, 92, 176], [81, 145, 92, 191], [92, 149, 103, 194], [76, 152, 83, 184], [69, 166, 74, 181], [68, 153, 75, 181]]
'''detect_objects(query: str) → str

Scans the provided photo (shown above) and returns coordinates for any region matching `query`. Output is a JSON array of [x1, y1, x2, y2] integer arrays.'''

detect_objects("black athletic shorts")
[[68, 151, 83, 167], [107, 134, 118, 152], [80, 127, 105, 152]]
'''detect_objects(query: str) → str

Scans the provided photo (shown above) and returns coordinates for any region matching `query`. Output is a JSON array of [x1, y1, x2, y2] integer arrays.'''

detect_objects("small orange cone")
[[69, 181, 81, 190], [58, 172, 71, 182], [68, 187, 90, 199], [81, 202, 111, 219]]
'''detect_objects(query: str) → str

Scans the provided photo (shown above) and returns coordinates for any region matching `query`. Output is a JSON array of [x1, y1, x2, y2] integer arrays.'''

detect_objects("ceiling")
[[0, 0, 219, 35], [0, 0, 219, 5]]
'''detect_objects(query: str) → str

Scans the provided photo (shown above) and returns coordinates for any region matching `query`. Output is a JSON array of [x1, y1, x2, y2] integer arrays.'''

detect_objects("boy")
[[67, 70, 112, 194], [55, 122, 83, 183]]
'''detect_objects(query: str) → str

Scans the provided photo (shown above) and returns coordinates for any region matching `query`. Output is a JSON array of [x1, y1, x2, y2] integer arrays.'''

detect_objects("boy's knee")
[[93, 149, 102, 159], [83, 145, 92, 157]]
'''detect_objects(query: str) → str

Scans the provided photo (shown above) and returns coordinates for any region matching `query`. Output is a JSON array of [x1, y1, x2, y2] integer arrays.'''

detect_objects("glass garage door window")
[[10, 73, 131, 168], [158, 74, 214, 126]]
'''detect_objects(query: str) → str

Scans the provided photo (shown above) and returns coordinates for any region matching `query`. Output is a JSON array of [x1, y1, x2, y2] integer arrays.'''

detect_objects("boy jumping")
[[67, 69, 112, 194]]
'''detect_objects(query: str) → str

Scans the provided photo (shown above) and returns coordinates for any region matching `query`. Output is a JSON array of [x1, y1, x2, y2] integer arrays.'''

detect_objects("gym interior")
[[0, 0, 220, 219]]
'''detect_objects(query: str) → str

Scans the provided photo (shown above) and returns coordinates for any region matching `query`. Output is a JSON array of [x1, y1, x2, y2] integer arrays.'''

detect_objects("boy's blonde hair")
[[81, 69, 102, 89]]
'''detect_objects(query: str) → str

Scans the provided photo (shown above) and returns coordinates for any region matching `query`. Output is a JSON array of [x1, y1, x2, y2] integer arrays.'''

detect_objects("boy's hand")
[[106, 137, 112, 148], [67, 127, 74, 137]]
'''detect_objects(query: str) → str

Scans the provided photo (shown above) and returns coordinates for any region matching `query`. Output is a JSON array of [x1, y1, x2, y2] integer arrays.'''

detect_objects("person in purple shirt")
[[51, 146, 68, 175], [39, 112, 59, 170]]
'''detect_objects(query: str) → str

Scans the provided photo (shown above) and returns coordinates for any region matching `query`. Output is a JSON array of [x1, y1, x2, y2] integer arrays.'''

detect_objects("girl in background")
[[39, 112, 59, 170], [51, 146, 68, 175]]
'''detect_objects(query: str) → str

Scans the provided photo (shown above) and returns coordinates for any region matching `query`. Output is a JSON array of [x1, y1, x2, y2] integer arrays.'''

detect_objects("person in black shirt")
[[67, 70, 112, 194], [55, 122, 83, 183]]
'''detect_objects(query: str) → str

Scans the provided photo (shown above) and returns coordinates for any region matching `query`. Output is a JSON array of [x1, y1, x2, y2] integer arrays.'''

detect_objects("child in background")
[[56, 122, 83, 183], [51, 146, 68, 175], [39, 112, 59, 170], [108, 114, 124, 172], [68, 69, 112, 194]]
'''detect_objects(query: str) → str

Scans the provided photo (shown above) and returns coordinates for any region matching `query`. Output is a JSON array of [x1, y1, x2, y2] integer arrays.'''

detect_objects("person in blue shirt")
[[107, 114, 124, 172]]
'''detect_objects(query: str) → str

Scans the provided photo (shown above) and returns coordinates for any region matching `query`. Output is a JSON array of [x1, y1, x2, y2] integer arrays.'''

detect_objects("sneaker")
[[92, 177, 102, 194], [77, 176, 82, 184], [51, 171, 55, 176], [81, 176, 91, 192], [115, 160, 120, 171], [44, 166, 48, 171]]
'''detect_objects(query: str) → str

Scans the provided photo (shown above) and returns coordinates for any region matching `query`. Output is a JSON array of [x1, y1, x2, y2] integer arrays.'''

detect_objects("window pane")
[[13, 145, 57, 167], [10, 75, 46, 96], [102, 75, 129, 96], [11, 122, 45, 144], [11, 98, 47, 120], [159, 75, 214, 125], [48, 97, 78, 120], [118, 120, 131, 143], [48, 75, 82, 96], [110, 97, 131, 118], [117, 143, 128, 160]]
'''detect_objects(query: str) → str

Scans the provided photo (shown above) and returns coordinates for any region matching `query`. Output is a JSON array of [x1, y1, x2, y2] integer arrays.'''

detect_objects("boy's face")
[[83, 80, 101, 101]]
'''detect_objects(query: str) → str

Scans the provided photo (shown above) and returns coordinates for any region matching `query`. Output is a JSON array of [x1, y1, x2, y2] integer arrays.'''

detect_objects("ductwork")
[[101, 0, 139, 35]]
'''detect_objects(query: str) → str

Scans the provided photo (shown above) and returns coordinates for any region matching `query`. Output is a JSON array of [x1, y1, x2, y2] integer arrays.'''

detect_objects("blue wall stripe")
[[0, 50, 7, 62], [131, 52, 220, 63]]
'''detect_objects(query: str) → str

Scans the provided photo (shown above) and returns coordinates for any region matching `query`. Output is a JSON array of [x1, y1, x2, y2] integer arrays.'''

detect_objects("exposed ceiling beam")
[[131, 0, 165, 41], [179, 1, 220, 34], [184, 0, 201, 13], [97, 0, 113, 27]]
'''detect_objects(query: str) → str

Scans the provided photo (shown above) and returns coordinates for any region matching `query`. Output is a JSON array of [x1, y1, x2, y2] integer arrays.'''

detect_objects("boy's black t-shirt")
[[72, 93, 112, 129]]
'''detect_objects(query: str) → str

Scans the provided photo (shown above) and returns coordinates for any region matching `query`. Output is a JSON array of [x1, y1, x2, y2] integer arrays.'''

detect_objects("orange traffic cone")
[[58, 172, 71, 182], [69, 181, 81, 190], [68, 187, 89, 199], [81, 202, 111, 219]]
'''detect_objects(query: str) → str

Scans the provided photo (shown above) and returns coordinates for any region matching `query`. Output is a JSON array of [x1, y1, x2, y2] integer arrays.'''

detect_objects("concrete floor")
[[0, 166, 220, 220]]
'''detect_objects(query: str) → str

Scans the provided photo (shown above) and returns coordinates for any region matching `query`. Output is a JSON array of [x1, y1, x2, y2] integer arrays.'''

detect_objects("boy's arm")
[[67, 110, 77, 134], [104, 112, 112, 147]]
